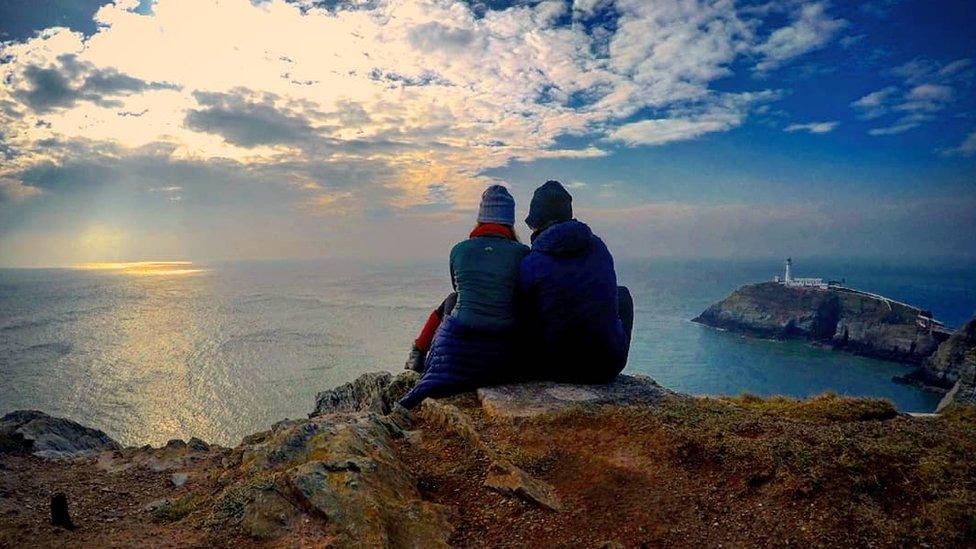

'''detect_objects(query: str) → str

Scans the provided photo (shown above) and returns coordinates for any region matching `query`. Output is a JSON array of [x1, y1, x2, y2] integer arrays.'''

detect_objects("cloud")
[[854, 57, 973, 136], [754, 2, 846, 73], [12, 54, 179, 113], [850, 86, 897, 119], [184, 90, 317, 147], [0, 0, 857, 265], [783, 121, 839, 134], [942, 129, 976, 157], [0, 177, 41, 201], [605, 91, 777, 146], [868, 122, 919, 136]]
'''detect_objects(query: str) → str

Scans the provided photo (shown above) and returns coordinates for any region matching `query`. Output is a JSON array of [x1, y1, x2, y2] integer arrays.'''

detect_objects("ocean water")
[[1, 258, 974, 446]]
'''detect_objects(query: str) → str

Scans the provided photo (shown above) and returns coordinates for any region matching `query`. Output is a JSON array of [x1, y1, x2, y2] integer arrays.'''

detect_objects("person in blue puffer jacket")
[[399, 185, 529, 409], [518, 180, 634, 383]]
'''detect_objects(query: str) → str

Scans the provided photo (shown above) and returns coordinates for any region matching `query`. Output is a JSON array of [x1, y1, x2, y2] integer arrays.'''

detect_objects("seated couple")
[[398, 180, 634, 409]]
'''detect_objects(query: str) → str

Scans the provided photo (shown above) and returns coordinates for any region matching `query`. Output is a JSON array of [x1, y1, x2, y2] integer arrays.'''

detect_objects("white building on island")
[[773, 257, 828, 289]]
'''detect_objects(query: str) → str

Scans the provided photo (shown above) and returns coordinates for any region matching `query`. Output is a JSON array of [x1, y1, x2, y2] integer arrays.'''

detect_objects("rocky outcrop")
[[213, 411, 454, 546], [927, 317, 976, 386], [310, 371, 419, 417], [932, 317, 976, 411], [477, 374, 673, 418], [0, 410, 120, 459], [693, 282, 951, 365]]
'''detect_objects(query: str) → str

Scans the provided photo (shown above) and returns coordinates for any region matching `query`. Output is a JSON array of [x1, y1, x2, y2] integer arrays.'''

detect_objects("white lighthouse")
[[775, 257, 827, 289]]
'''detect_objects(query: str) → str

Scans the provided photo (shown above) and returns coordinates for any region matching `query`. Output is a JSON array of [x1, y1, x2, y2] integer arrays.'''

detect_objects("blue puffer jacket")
[[400, 234, 529, 409], [518, 220, 629, 383]]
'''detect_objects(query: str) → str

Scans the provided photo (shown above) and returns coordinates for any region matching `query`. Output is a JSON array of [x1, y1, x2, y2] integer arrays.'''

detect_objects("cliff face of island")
[[3, 371, 976, 547], [933, 317, 976, 411], [693, 282, 951, 366]]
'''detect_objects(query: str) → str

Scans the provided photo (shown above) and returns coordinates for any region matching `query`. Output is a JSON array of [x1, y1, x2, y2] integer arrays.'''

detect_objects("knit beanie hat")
[[525, 180, 573, 230], [477, 184, 516, 225]]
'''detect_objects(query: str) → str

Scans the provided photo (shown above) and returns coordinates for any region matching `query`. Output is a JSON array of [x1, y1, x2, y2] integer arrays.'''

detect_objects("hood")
[[531, 220, 593, 256]]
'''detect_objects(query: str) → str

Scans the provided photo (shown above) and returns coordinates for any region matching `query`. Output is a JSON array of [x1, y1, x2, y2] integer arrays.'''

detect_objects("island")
[[693, 259, 976, 407], [693, 259, 952, 364]]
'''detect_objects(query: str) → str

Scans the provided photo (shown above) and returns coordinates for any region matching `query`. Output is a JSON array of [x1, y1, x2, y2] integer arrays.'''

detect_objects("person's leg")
[[406, 292, 458, 372], [617, 286, 634, 339]]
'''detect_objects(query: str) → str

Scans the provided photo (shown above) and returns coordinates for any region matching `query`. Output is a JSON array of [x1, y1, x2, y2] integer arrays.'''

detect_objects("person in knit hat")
[[519, 180, 634, 383], [400, 184, 529, 409]]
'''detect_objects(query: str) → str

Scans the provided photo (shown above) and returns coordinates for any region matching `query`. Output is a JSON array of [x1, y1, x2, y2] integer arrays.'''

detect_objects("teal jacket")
[[449, 235, 529, 331]]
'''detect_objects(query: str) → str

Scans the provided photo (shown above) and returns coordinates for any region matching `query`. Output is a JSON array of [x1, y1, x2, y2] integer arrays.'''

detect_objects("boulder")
[[0, 410, 120, 459], [477, 374, 671, 418], [214, 411, 453, 546], [311, 371, 419, 417]]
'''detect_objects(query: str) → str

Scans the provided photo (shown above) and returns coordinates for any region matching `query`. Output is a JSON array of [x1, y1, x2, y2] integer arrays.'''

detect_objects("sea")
[[2, 257, 974, 446]]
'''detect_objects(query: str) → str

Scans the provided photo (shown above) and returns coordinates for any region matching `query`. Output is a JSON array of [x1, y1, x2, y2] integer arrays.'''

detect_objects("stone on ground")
[[311, 371, 419, 416], [0, 410, 120, 459], [477, 374, 671, 418], [484, 459, 562, 511]]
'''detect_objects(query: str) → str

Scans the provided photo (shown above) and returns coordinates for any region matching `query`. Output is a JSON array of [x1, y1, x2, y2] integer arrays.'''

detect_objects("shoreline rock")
[[0, 410, 120, 459]]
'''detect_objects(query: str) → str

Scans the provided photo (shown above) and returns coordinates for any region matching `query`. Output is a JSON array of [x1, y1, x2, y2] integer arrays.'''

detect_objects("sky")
[[0, 0, 974, 267]]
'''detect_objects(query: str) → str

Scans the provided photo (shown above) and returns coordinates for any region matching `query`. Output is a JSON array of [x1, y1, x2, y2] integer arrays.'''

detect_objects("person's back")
[[518, 181, 633, 383], [450, 233, 526, 332], [399, 185, 528, 409]]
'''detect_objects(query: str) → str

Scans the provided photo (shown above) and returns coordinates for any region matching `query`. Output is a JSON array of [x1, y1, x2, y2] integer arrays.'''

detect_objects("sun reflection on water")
[[73, 261, 207, 276]]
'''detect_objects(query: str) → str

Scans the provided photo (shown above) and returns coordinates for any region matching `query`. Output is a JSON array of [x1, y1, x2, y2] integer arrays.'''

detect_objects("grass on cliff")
[[417, 392, 976, 547], [652, 395, 975, 544], [723, 392, 898, 422]]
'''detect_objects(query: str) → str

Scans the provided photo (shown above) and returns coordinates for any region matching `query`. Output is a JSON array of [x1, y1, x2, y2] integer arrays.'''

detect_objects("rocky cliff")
[[930, 316, 976, 411], [693, 282, 951, 366], [4, 371, 976, 547]]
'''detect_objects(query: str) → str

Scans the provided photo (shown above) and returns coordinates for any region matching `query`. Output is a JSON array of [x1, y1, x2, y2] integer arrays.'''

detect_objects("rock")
[[934, 318, 976, 411], [484, 460, 562, 511], [144, 498, 170, 512], [50, 492, 75, 530], [171, 472, 189, 487], [311, 371, 419, 417], [187, 437, 211, 451], [693, 282, 951, 365], [0, 410, 120, 459], [240, 488, 301, 540], [214, 411, 453, 546], [477, 374, 671, 418], [419, 400, 563, 512]]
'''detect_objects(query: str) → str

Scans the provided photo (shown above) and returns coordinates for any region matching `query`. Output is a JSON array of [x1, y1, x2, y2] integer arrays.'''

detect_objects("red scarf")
[[470, 223, 515, 240]]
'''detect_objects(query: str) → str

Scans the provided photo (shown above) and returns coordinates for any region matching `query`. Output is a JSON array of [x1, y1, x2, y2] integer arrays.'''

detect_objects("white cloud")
[[942, 129, 976, 157], [784, 121, 839, 134], [851, 86, 897, 119], [754, 2, 847, 73], [0, 0, 837, 217], [868, 122, 920, 136], [855, 57, 972, 136], [605, 91, 777, 146]]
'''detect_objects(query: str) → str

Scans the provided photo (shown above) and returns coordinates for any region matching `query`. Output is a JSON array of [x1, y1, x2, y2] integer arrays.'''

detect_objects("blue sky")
[[0, 0, 973, 266]]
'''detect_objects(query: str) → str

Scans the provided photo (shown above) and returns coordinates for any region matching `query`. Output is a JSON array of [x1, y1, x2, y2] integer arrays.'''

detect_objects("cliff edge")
[[693, 282, 951, 365], [3, 371, 976, 547]]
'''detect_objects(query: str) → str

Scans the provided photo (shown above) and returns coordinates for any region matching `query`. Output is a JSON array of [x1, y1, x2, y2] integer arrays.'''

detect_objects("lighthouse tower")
[[784, 257, 793, 284]]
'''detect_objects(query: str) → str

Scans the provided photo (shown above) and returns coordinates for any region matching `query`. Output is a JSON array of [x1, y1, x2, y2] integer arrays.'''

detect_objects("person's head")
[[477, 184, 516, 226], [525, 180, 573, 231]]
